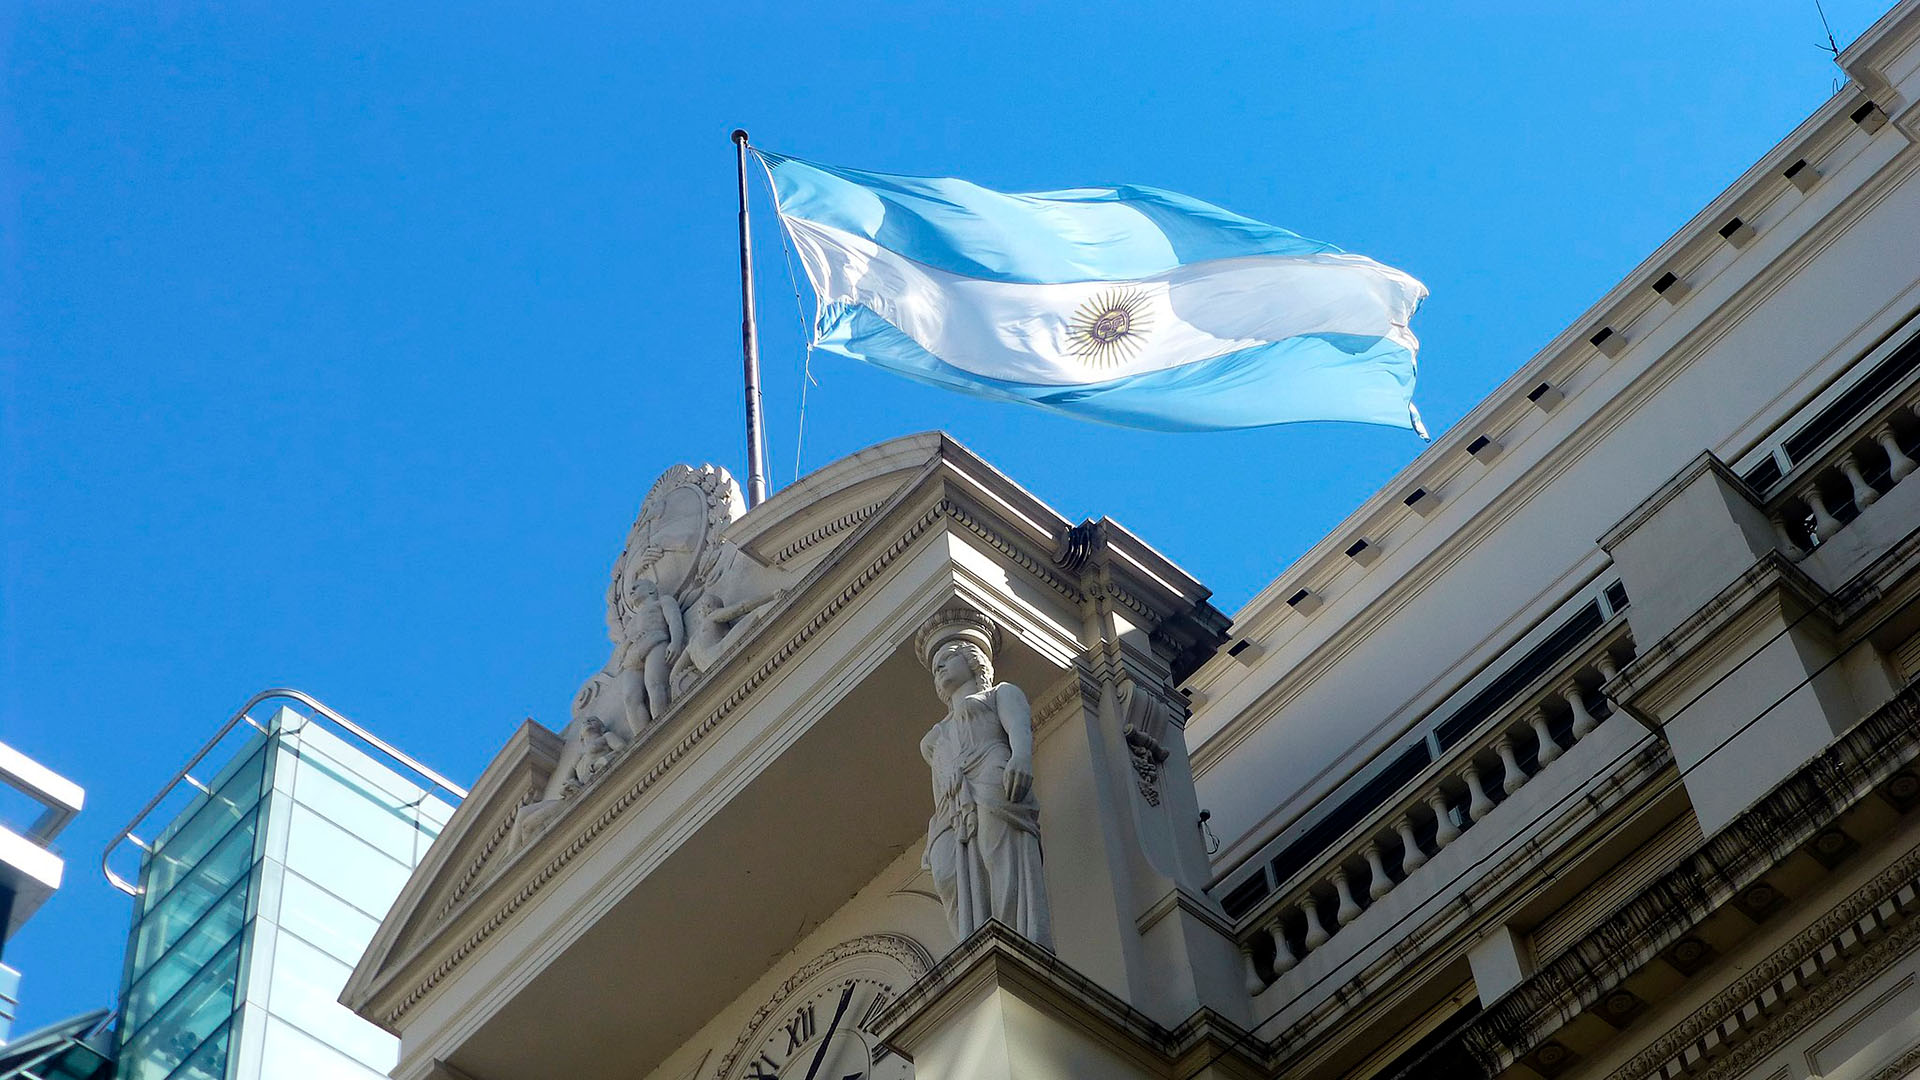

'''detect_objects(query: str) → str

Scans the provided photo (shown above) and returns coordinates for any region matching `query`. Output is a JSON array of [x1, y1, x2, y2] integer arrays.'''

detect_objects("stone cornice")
[[1433, 682, 1920, 1076], [1612, 841, 1920, 1080], [875, 922, 1267, 1078], [1606, 551, 1843, 720], [766, 500, 884, 565]]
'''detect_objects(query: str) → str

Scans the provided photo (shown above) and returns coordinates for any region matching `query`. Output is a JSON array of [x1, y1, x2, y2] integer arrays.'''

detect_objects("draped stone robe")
[[919, 682, 1052, 949]]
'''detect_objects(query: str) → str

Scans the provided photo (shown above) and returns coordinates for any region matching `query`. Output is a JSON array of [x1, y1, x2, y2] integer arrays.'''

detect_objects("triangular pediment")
[[342, 718, 562, 1025]]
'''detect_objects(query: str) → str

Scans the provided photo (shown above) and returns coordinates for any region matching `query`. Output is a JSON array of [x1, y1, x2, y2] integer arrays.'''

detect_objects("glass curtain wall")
[[115, 708, 453, 1080]]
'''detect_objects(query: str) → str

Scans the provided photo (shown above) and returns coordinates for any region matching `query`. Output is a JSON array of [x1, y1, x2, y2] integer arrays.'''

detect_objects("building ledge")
[[877, 922, 1267, 1080]]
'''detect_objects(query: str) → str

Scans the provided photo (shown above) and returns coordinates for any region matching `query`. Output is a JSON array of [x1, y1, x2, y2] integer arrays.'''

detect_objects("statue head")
[[930, 639, 993, 701], [916, 606, 1002, 703]]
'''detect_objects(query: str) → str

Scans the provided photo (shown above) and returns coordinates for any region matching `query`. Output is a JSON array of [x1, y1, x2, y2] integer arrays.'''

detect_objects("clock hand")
[[800, 983, 856, 1080]]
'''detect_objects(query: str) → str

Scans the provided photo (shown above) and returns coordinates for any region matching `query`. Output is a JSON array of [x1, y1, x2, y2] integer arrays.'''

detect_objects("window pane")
[[256, 1014, 390, 1080], [118, 936, 241, 1080], [123, 873, 248, 1034], [286, 750, 438, 867], [141, 744, 266, 914], [261, 933, 395, 1067], [127, 809, 258, 982], [281, 804, 408, 918], [274, 871, 378, 967], [157, 1015, 232, 1080]]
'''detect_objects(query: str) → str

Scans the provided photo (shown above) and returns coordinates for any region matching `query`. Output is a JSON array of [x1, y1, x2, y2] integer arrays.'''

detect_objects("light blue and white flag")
[[755, 150, 1429, 434]]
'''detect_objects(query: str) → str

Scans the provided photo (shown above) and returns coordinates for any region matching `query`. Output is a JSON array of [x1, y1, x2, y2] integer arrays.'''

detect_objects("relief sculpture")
[[513, 464, 792, 849]]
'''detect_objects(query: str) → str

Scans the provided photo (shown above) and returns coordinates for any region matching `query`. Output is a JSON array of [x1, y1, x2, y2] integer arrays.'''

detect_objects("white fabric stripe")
[[784, 216, 1424, 388]]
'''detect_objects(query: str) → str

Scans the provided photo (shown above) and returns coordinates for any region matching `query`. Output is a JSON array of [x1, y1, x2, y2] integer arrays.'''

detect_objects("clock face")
[[719, 935, 930, 1080], [736, 977, 910, 1080]]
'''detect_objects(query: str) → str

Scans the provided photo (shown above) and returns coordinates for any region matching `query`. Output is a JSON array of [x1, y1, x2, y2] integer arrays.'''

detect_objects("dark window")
[[1781, 332, 1920, 465], [1435, 602, 1605, 749], [1378, 998, 1486, 1080], [1266, 742, 1433, 888], [1220, 874, 1272, 920], [1743, 457, 1784, 492]]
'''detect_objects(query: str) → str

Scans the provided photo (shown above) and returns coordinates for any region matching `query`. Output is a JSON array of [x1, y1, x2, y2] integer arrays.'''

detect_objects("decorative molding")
[[768, 501, 884, 565], [944, 500, 1084, 606], [1869, 1041, 1920, 1080], [711, 933, 934, 1080], [433, 789, 541, 927], [1102, 581, 1161, 628], [377, 495, 1080, 1027], [1694, 910, 1920, 1080], [1448, 683, 1920, 1077], [1030, 675, 1093, 739], [1608, 840, 1920, 1080]]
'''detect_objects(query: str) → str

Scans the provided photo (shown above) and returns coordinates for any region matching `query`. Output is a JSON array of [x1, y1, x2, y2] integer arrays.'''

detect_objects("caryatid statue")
[[914, 609, 1053, 950]]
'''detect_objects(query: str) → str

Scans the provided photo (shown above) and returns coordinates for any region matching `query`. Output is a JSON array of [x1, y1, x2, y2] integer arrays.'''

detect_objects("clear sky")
[[0, 0, 1895, 1034]]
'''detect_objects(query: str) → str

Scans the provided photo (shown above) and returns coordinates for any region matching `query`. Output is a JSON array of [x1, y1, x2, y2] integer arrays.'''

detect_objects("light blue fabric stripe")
[[758, 150, 1339, 286], [816, 304, 1416, 432]]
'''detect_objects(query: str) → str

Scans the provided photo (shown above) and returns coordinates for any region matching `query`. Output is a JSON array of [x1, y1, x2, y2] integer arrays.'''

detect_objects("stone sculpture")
[[914, 608, 1054, 950], [513, 463, 794, 847]]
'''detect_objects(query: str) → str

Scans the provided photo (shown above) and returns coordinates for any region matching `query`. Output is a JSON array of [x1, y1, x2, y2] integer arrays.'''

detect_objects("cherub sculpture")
[[617, 575, 683, 735]]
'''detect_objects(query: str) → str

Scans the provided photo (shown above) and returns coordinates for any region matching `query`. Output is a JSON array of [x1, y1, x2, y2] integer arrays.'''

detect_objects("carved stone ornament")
[[1116, 676, 1172, 807], [915, 607, 1054, 950], [514, 463, 792, 844]]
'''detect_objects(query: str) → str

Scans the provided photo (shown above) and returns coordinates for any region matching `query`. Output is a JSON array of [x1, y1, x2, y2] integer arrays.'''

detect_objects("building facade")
[[0, 739, 85, 1046], [345, 4, 1920, 1079], [106, 695, 459, 1080]]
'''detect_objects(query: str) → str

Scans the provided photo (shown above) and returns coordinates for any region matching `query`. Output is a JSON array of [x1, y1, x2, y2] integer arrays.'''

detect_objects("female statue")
[[917, 615, 1053, 950]]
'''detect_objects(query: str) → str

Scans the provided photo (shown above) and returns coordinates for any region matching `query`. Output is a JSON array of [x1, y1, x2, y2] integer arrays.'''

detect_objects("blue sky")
[[0, 0, 1893, 1033]]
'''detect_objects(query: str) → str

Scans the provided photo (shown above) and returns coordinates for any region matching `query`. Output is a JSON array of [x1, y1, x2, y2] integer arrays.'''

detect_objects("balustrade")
[[1238, 637, 1634, 993], [1774, 398, 1920, 557]]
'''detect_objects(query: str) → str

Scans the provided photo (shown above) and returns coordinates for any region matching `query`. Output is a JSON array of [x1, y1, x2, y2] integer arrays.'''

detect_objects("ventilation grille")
[[1529, 812, 1703, 961]]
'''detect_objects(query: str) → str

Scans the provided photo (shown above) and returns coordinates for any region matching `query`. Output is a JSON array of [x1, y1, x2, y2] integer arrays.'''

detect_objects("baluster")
[[1365, 842, 1394, 900], [1301, 895, 1330, 950], [1241, 938, 1266, 994], [1464, 764, 1496, 822], [1530, 705, 1563, 767], [1841, 454, 1880, 509], [1396, 815, 1428, 872], [1877, 421, 1917, 484], [1269, 915, 1299, 973], [1496, 735, 1528, 796], [1565, 683, 1599, 739], [1770, 513, 1807, 558], [1594, 652, 1621, 683], [1427, 790, 1461, 847], [1805, 485, 1842, 540], [1332, 871, 1362, 926]]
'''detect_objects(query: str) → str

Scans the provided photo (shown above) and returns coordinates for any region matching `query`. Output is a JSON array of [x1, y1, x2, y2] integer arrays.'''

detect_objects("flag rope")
[[752, 149, 820, 482]]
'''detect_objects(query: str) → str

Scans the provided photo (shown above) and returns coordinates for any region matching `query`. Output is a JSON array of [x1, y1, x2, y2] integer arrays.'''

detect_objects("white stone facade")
[[343, 4, 1920, 1079]]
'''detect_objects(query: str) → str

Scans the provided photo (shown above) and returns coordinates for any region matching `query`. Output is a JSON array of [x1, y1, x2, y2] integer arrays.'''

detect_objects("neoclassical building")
[[343, 5, 1920, 1079]]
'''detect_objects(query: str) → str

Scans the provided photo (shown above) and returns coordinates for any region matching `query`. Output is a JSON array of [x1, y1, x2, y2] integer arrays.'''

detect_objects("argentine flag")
[[756, 150, 1429, 434]]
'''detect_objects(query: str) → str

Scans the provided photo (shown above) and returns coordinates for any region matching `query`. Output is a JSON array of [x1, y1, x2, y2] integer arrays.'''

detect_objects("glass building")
[[106, 695, 461, 1080]]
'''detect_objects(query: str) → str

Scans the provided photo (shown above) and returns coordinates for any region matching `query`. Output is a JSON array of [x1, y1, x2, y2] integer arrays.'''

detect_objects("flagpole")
[[732, 128, 769, 508]]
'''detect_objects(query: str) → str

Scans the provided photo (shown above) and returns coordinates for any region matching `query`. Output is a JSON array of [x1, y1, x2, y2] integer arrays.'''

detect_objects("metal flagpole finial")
[[733, 127, 769, 508]]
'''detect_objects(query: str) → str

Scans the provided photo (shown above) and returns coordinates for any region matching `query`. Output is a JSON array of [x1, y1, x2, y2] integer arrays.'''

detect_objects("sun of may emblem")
[[1065, 288, 1154, 368]]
